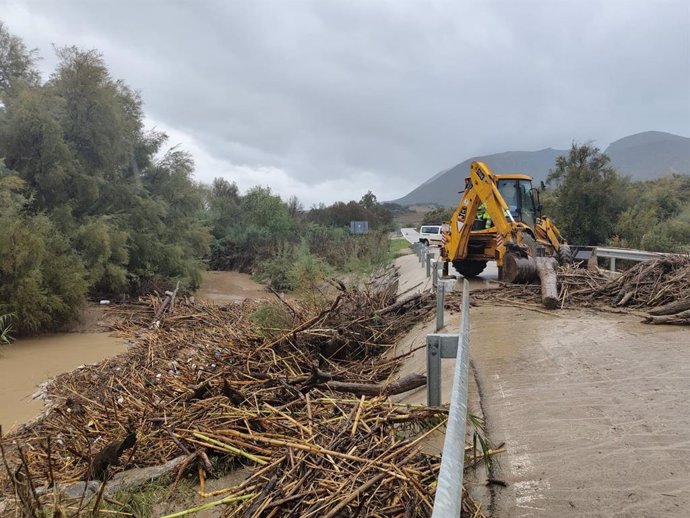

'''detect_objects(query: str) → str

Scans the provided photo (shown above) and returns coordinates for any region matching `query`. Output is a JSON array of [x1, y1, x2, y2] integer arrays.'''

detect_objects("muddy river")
[[0, 333, 127, 430], [196, 270, 268, 303], [0, 271, 267, 431]]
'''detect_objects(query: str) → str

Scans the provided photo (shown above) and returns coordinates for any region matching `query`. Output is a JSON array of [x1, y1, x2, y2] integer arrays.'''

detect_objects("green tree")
[[0, 21, 40, 97], [613, 174, 690, 252], [0, 162, 88, 334], [546, 143, 625, 245], [421, 206, 453, 225], [360, 190, 378, 210]]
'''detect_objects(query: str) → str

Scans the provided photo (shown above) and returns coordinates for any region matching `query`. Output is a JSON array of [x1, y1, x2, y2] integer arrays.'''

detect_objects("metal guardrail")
[[410, 243, 451, 333], [409, 243, 470, 514], [427, 279, 470, 517], [594, 246, 665, 272]]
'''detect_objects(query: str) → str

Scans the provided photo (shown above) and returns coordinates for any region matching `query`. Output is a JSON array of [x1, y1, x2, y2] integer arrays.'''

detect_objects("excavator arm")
[[442, 161, 520, 262], [440, 161, 567, 301]]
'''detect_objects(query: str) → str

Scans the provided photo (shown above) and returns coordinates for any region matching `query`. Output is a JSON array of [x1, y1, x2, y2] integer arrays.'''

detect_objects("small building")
[[349, 221, 369, 234]]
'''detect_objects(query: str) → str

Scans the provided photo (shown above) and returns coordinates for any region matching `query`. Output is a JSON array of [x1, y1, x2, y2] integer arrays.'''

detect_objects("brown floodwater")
[[0, 333, 126, 431], [196, 270, 268, 303], [0, 271, 266, 432]]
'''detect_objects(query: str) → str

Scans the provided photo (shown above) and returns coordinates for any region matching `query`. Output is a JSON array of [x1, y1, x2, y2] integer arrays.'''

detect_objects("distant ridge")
[[392, 131, 690, 207], [604, 131, 690, 180]]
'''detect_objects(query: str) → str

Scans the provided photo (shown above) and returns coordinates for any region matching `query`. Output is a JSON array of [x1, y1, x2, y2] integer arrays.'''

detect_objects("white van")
[[418, 225, 443, 246]]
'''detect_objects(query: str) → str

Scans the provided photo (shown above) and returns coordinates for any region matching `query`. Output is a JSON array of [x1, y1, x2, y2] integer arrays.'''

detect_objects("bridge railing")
[[594, 246, 666, 272], [425, 279, 470, 517]]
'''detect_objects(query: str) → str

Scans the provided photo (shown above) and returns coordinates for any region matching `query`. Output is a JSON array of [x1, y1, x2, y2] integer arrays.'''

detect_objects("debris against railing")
[[0, 269, 487, 517], [457, 255, 690, 325]]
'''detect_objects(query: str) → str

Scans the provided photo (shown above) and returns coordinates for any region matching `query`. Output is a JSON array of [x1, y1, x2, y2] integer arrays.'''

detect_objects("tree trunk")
[[648, 299, 690, 316], [536, 257, 559, 310], [643, 309, 690, 325], [325, 373, 426, 397]]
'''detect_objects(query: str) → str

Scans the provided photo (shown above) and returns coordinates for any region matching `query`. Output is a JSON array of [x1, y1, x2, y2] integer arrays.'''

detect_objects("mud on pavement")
[[470, 305, 690, 517], [392, 251, 690, 517]]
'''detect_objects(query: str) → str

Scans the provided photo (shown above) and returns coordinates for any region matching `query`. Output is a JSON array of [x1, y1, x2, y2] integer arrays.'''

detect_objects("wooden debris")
[[0, 269, 488, 517], [452, 255, 690, 325]]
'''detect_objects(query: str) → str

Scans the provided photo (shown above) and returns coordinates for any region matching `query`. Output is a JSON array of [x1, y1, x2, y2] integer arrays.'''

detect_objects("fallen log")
[[535, 257, 559, 310], [648, 299, 690, 316], [325, 373, 426, 397], [643, 308, 690, 325]]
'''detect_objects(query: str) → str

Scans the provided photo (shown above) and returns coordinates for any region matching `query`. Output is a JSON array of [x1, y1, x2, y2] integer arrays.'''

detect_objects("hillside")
[[604, 131, 690, 180], [393, 148, 565, 207], [393, 131, 690, 207]]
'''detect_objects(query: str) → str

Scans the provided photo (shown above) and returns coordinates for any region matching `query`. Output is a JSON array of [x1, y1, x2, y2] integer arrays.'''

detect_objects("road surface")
[[393, 252, 690, 517]]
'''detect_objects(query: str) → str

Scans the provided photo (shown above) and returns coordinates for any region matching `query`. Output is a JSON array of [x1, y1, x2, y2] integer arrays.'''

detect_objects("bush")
[[0, 213, 88, 334], [254, 244, 298, 292]]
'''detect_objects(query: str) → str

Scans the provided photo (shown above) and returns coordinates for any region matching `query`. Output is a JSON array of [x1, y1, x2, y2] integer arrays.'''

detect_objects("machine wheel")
[[521, 233, 537, 256], [556, 244, 574, 264], [452, 259, 487, 278]]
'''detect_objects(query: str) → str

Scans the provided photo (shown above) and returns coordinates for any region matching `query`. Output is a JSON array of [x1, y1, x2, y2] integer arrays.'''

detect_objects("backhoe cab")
[[441, 161, 570, 282]]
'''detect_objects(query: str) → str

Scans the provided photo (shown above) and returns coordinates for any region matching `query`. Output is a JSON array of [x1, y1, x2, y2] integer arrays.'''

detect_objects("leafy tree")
[[0, 162, 88, 334], [0, 21, 40, 97], [359, 190, 378, 210], [546, 143, 626, 245], [421, 206, 453, 225], [286, 195, 303, 218], [0, 25, 214, 332], [613, 174, 690, 252]]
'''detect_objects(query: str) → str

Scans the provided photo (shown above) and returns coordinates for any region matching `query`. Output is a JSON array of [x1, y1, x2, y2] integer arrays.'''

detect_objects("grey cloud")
[[1, 0, 688, 199]]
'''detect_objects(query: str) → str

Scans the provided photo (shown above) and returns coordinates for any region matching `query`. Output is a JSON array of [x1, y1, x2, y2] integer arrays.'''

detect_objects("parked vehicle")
[[418, 225, 443, 246]]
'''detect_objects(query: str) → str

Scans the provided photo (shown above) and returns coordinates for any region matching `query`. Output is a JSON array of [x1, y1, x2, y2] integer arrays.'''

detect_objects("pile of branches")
[[0, 273, 489, 517], [458, 255, 690, 325], [595, 255, 690, 324]]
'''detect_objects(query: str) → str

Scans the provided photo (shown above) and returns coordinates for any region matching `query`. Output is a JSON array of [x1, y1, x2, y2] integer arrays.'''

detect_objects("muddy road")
[[472, 306, 690, 517], [196, 270, 268, 303], [394, 252, 690, 517]]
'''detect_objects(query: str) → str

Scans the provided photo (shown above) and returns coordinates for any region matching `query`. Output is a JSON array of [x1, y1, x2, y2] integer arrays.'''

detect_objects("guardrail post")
[[426, 252, 433, 277], [432, 260, 438, 288], [426, 335, 441, 406], [610, 256, 616, 272], [436, 281, 445, 331]]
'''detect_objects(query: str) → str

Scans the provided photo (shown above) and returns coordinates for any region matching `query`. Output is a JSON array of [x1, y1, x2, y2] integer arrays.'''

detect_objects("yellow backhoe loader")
[[440, 161, 571, 283]]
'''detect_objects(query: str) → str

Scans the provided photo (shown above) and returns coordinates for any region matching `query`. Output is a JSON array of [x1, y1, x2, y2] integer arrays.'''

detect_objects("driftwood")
[[535, 257, 559, 310], [1, 270, 493, 518], [150, 281, 180, 328], [643, 309, 690, 325], [325, 373, 427, 397], [88, 431, 136, 481], [461, 256, 690, 325], [648, 299, 690, 316]]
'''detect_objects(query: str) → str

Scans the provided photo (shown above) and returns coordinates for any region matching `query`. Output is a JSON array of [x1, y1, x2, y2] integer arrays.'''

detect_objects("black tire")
[[452, 259, 487, 278], [556, 244, 574, 264], [521, 233, 537, 256]]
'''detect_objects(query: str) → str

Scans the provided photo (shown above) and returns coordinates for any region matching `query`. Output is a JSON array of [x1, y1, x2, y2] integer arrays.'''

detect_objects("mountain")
[[604, 131, 690, 180], [393, 131, 690, 207], [392, 148, 565, 207]]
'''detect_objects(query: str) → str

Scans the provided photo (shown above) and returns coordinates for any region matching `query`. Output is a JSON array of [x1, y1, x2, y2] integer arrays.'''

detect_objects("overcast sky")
[[2, 0, 689, 205]]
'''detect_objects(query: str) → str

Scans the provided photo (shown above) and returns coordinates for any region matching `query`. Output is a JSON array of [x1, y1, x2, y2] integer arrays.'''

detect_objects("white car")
[[418, 225, 443, 246]]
